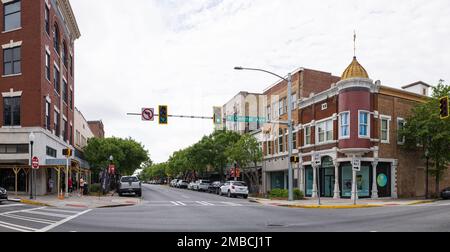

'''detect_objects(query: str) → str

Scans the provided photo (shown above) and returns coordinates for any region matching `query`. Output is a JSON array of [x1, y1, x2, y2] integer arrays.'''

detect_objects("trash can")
[[83, 183, 89, 195]]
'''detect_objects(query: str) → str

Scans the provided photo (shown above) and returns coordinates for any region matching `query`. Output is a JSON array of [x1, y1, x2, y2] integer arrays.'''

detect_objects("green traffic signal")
[[440, 96, 449, 119], [159, 105, 168, 125]]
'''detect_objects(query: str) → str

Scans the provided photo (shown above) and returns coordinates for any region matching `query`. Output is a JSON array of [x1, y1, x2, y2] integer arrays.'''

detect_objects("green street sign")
[[226, 115, 267, 123]]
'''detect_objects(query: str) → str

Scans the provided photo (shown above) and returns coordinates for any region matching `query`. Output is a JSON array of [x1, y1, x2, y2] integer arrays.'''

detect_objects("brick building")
[[87, 120, 105, 139], [261, 56, 450, 199], [0, 0, 85, 196]]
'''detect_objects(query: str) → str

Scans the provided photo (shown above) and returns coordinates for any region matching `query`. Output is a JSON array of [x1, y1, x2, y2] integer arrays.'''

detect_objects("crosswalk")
[[0, 204, 91, 232], [145, 201, 252, 207]]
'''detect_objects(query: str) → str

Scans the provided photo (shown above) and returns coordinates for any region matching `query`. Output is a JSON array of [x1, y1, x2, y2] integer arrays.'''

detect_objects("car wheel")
[[243, 195, 248, 199]]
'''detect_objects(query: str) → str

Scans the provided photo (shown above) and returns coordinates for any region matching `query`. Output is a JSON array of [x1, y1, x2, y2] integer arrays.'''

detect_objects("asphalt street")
[[1, 184, 450, 232]]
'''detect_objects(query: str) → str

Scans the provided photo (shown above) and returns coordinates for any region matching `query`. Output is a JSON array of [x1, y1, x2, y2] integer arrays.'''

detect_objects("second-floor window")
[[3, 96, 21, 126], [397, 118, 406, 145], [359, 111, 370, 138], [3, 46, 21, 75], [278, 129, 284, 153], [316, 120, 333, 144], [340, 112, 350, 139], [293, 132, 297, 149], [3, 0, 21, 31], [267, 106, 271, 121], [304, 126, 311, 146], [54, 111, 60, 136], [381, 117, 390, 143]]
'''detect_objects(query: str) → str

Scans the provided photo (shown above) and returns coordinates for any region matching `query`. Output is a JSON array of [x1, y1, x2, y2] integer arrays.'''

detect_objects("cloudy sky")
[[70, 0, 450, 163]]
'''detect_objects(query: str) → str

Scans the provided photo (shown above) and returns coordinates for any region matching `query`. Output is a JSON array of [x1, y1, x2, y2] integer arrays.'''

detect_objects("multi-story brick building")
[[0, 0, 82, 195], [261, 56, 450, 199]]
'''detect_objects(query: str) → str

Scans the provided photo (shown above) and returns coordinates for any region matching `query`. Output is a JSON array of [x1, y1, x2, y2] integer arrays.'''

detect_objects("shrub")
[[89, 183, 101, 193], [294, 189, 304, 200]]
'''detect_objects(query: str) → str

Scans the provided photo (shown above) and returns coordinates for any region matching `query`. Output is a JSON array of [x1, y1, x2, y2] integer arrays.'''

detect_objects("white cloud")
[[70, 0, 450, 163]]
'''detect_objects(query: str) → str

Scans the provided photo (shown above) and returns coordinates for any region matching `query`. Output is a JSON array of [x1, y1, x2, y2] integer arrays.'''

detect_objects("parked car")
[[118, 176, 142, 197], [0, 187, 7, 204], [176, 180, 189, 189], [208, 181, 222, 194], [170, 179, 179, 187], [219, 181, 249, 199], [188, 181, 196, 190], [441, 187, 450, 199], [197, 180, 211, 192]]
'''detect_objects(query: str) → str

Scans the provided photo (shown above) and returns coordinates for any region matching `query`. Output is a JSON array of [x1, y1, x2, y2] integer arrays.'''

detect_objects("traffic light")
[[159, 105, 168, 125], [62, 148, 72, 157], [213, 107, 222, 125], [440, 96, 449, 119]]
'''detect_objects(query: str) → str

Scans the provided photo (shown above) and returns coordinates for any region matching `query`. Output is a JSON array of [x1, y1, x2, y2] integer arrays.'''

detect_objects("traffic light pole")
[[127, 113, 213, 120]]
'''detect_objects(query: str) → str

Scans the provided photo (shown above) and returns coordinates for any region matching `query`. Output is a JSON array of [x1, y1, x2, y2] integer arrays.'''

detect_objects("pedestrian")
[[48, 177, 54, 194], [79, 177, 85, 197], [68, 177, 73, 193]]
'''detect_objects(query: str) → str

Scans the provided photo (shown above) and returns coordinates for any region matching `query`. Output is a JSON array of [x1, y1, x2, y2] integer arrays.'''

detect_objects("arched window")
[[62, 41, 68, 67], [53, 23, 60, 54]]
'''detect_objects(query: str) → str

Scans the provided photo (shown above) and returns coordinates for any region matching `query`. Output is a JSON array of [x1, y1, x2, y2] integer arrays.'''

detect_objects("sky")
[[70, 0, 450, 163]]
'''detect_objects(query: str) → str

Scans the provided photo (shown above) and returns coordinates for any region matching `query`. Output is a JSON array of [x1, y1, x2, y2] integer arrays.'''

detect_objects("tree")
[[225, 134, 262, 193], [209, 130, 242, 181], [84, 137, 150, 180], [401, 80, 450, 197]]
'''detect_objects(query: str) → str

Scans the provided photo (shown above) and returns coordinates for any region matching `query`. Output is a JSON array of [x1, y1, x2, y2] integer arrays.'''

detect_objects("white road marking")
[[0, 220, 37, 232], [170, 201, 180, 206], [3, 213, 56, 225], [39, 208, 82, 214], [198, 201, 215, 206], [0, 204, 24, 208], [0, 206, 46, 215], [37, 209, 92, 232], [23, 210, 72, 218], [221, 202, 241, 207], [176, 201, 186, 206]]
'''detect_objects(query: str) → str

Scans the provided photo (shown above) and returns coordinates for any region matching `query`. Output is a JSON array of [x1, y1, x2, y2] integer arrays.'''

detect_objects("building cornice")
[[57, 0, 81, 40]]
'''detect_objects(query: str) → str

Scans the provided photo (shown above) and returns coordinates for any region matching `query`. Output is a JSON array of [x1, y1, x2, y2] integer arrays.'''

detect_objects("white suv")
[[220, 181, 248, 199]]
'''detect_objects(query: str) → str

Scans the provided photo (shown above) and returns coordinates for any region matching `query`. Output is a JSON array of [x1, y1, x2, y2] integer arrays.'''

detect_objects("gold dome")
[[341, 57, 369, 80]]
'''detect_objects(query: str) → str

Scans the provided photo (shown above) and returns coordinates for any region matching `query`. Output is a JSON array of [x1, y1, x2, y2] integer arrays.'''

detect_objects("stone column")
[[333, 160, 340, 199], [391, 160, 398, 198], [312, 165, 318, 198], [371, 161, 379, 199]]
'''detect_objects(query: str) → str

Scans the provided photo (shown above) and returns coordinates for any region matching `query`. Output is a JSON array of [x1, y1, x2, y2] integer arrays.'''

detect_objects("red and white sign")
[[141, 108, 154, 121], [109, 164, 115, 174], [31, 157, 39, 169]]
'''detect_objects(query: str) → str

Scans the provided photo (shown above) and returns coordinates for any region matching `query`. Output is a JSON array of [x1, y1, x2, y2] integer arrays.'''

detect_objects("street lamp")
[[29, 132, 35, 200], [234, 66, 294, 201], [425, 148, 429, 199]]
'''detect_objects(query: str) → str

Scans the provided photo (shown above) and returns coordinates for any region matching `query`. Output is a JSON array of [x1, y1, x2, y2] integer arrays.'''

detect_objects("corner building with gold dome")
[[260, 56, 450, 199]]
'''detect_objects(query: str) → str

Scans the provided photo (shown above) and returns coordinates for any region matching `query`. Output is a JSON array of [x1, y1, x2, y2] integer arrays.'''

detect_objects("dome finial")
[[353, 30, 357, 58]]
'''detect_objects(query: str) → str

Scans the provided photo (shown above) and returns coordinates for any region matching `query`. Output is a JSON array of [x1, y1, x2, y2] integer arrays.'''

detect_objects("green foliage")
[[401, 80, 450, 195], [89, 183, 102, 193], [269, 189, 304, 200], [225, 134, 262, 169], [83, 137, 150, 176]]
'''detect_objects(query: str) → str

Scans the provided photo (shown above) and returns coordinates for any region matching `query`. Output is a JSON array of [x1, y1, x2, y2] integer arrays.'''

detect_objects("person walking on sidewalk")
[[79, 177, 85, 197], [68, 177, 73, 193]]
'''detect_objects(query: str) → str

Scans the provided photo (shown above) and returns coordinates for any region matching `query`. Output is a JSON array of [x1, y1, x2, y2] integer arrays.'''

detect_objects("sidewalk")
[[10, 193, 142, 209], [248, 197, 437, 209]]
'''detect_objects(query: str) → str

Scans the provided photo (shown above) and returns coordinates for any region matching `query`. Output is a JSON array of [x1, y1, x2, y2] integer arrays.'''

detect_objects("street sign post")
[[31, 157, 39, 169], [352, 158, 361, 171], [142, 108, 155, 121], [351, 157, 361, 205], [314, 153, 321, 167]]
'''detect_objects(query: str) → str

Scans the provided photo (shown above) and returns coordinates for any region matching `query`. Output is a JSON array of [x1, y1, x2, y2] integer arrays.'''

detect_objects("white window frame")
[[397, 117, 406, 145], [380, 115, 391, 144], [358, 110, 371, 139], [339, 111, 350, 139], [291, 93, 297, 110], [316, 119, 334, 144], [267, 105, 271, 121], [304, 125, 312, 146]]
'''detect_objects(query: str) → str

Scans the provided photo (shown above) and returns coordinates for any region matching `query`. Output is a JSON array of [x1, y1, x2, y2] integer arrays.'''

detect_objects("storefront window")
[[271, 171, 285, 190], [341, 163, 371, 198], [306, 167, 313, 196]]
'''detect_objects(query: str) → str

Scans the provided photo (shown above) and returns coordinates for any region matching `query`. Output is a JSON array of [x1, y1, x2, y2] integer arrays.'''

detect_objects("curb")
[[97, 203, 136, 208], [407, 200, 437, 205], [278, 204, 383, 209], [20, 199, 52, 207]]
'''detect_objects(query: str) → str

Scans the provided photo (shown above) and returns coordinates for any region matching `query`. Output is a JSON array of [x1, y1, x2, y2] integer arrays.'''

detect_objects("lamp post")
[[234, 67, 294, 201], [425, 149, 429, 199], [109, 155, 114, 192], [29, 132, 35, 200]]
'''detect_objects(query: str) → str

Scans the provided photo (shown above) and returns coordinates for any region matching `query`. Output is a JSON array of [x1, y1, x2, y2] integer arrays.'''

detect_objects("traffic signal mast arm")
[[127, 113, 213, 120]]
